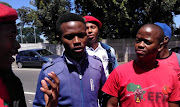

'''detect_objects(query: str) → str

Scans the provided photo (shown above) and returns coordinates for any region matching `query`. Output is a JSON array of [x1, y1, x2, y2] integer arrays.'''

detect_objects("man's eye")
[[78, 33, 86, 38], [64, 35, 74, 40], [91, 26, 96, 29], [146, 42, 152, 45], [135, 39, 140, 43]]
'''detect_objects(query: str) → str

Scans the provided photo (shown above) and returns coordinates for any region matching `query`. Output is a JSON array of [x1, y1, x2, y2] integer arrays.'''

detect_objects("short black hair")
[[56, 13, 85, 37]]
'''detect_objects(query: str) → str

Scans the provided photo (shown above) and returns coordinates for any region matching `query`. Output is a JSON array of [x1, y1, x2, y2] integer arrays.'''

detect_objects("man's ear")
[[158, 42, 164, 52], [164, 36, 169, 43]]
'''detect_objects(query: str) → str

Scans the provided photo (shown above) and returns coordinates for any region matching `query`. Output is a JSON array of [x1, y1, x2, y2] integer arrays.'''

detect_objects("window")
[[29, 51, 37, 57], [19, 51, 29, 56], [36, 49, 52, 57]]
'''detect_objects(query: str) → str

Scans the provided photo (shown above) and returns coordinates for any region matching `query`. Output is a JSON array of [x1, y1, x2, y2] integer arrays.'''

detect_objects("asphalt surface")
[[12, 62, 41, 107]]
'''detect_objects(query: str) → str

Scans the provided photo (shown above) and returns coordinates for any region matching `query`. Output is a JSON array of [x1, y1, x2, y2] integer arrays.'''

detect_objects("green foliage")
[[16, 7, 42, 27], [75, 0, 180, 39], [17, 27, 43, 43], [32, 0, 71, 43], [173, 27, 180, 40]]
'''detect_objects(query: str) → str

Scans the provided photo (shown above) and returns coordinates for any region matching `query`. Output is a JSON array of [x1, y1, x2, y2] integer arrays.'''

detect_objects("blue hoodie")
[[33, 54, 106, 107]]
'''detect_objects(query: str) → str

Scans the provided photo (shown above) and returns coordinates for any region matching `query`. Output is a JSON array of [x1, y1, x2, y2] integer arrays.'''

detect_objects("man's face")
[[0, 23, 20, 69], [135, 26, 161, 61], [60, 21, 87, 60], [85, 22, 99, 44]]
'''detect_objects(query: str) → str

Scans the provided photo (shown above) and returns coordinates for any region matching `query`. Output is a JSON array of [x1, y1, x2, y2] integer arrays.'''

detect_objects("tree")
[[16, 6, 43, 43], [174, 27, 180, 36], [173, 0, 180, 15], [16, 27, 43, 43], [16, 6, 42, 30], [31, 0, 71, 43], [75, 0, 180, 39]]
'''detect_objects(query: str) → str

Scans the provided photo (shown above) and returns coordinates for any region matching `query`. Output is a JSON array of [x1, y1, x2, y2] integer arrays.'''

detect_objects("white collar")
[[86, 42, 103, 52]]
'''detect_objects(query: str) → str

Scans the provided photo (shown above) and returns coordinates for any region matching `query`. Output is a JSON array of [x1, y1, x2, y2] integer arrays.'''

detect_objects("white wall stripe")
[[24, 92, 35, 95]]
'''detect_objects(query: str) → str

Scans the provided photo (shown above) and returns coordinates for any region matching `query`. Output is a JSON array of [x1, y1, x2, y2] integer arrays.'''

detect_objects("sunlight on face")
[[146, 27, 152, 32], [69, 21, 76, 26]]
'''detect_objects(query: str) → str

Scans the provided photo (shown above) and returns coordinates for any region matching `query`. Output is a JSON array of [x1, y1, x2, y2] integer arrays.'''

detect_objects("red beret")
[[0, 3, 18, 22], [83, 15, 102, 29]]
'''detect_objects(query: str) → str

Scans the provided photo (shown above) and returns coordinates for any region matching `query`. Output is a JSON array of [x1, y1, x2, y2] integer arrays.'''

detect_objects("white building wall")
[[19, 39, 180, 63]]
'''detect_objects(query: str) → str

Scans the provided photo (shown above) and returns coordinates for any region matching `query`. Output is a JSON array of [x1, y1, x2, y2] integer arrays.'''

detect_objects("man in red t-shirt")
[[102, 24, 180, 107], [155, 22, 180, 79]]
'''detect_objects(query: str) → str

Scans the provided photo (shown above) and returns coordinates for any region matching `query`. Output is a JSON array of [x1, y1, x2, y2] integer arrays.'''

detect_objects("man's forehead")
[[138, 25, 160, 34], [61, 21, 85, 30], [61, 21, 85, 26], [141, 24, 162, 32]]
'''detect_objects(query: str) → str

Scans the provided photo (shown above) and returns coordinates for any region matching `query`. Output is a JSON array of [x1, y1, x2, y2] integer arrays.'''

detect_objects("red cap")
[[83, 15, 102, 28], [0, 3, 18, 22]]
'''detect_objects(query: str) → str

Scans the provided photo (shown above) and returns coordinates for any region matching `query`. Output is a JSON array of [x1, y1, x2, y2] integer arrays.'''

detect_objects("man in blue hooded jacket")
[[33, 13, 106, 107]]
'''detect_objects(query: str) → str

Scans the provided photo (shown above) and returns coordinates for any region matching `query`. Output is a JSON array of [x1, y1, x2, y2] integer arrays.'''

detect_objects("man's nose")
[[138, 41, 145, 48], [87, 28, 92, 34], [73, 36, 81, 46], [73, 36, 80, 42]]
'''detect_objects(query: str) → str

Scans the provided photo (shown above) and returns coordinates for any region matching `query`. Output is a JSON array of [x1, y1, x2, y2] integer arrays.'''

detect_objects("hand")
[[40, 71, 60, 107]]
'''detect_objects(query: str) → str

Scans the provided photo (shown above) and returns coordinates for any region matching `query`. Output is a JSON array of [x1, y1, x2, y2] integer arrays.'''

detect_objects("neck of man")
[[135, 58, 158, 71], [65, 51, 84, 62], [87, 41, 99, 50], [158, 45, 169, 58], [0, 67, 12, 76]]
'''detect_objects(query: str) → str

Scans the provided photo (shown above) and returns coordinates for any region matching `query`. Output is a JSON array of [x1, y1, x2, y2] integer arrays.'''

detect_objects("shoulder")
[[105, 61, 133, 85], [116, 61, 132, 69], [88, 55, 102, 64], [41, 56, 66, 75], [100, 42, 115, 53], [113, 61, 133, 74], [100, 42, 111, 50], [175, 52, 180, 58], [158, 62, 177, 75], [88, 55, 103, 71]]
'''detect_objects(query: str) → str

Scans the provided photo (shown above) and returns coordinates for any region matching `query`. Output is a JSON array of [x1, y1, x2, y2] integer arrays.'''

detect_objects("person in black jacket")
[[0, 3, 27, 107]]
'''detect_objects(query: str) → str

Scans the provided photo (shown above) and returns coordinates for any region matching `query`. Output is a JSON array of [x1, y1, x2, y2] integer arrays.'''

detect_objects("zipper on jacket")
[[79, 74, 84, 107]]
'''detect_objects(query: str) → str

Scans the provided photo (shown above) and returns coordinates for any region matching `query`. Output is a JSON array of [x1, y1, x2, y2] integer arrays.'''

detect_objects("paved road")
[[12, 63, 41, 107]]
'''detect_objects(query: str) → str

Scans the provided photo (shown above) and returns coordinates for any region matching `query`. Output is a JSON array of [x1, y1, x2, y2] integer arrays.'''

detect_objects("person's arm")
[[102, 68, 120, 107], [110, 47, 119, 69], [168, 69, 180, 107], [107, 97, 118, 107], [169, 101, 179, 107], [99, 65, 107, 106], [40, 71, 60, 107]]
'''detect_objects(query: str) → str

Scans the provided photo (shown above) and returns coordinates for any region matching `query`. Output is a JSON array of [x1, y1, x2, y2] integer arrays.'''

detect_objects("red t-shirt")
[[102, 61, 180, 107], [157, 52, 180, 79], [0, 77, 10, 106]]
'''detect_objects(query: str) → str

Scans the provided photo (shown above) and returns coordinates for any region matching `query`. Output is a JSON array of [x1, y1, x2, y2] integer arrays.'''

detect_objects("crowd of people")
[[0, 3, 180, 107]]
